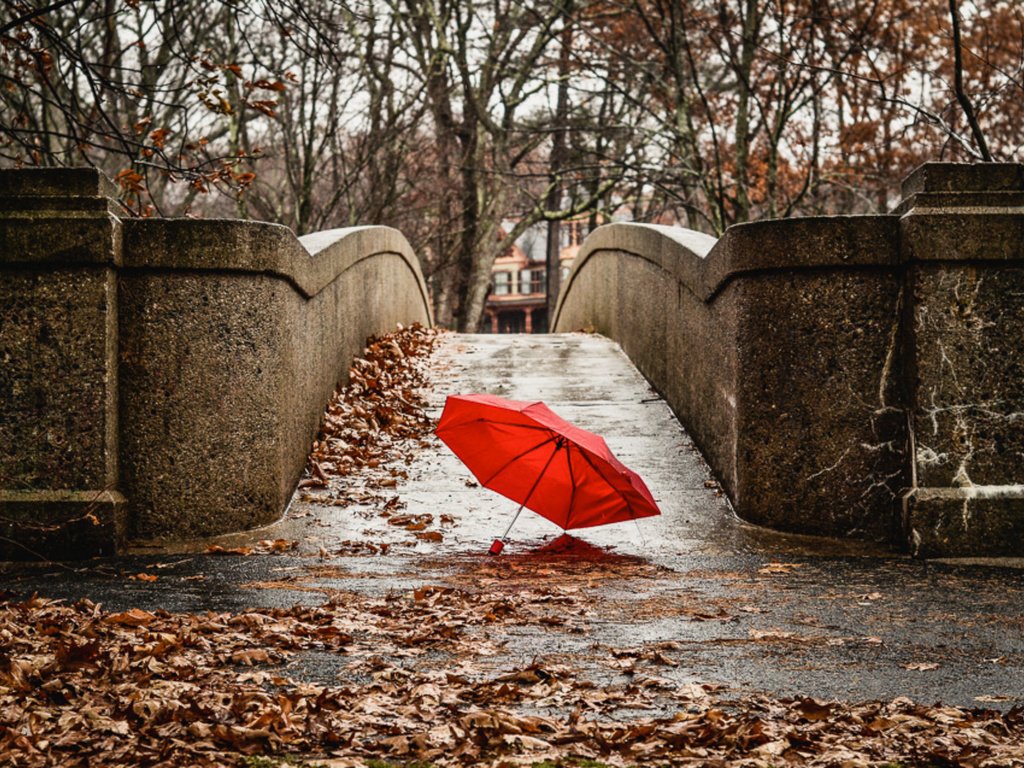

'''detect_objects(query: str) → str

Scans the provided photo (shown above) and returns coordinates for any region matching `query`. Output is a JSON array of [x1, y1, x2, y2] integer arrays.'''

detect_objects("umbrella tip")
[[488, 539, 505, 556]]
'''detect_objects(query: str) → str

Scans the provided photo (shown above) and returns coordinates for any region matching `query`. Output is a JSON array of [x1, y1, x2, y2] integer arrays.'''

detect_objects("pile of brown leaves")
[[0, 595, 351, 767], [302, 323, 438, 490], [3, 588, 1023, 767], [296, 323, 449, 551]]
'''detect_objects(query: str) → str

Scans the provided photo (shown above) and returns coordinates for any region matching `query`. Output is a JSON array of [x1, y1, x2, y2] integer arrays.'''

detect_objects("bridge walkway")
[[334, 332, 877, 561]]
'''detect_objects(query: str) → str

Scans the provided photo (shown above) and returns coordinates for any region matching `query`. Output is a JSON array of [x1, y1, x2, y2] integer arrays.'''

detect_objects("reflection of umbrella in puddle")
[[526, 533, 646, 565], [435, 393, 661, 554], [533, 533, 596, 555]]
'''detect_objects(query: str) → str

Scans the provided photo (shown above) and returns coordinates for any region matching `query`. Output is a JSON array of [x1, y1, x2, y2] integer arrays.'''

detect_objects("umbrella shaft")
[[501, 504, 526, 540]]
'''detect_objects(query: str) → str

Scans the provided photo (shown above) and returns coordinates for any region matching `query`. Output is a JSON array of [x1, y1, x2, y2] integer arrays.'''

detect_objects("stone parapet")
[[0, 168, 432, 558], [553, 162, 1024, 557], [898, 164, 1024, 557]]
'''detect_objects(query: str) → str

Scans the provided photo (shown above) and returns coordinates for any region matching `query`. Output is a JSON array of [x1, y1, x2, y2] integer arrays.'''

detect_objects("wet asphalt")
[[3, 333, 1023, 711]]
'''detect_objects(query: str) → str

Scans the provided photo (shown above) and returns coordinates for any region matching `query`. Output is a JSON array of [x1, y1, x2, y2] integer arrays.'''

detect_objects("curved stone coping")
[[554, 216, 899, 326], [123, 219, 431, 311]]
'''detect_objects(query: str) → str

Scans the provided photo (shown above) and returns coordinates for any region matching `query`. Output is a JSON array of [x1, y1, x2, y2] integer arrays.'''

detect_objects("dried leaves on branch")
[[2, 588, 1023, 767]]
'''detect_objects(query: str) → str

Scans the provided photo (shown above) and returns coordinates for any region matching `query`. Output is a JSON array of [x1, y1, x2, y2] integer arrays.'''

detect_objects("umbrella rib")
[[437, 418, 552, 435], [573, 446, 645, 524], [500, 441, 562, 541], [562, 443, 578, 530], [479, 433, 558, 487]]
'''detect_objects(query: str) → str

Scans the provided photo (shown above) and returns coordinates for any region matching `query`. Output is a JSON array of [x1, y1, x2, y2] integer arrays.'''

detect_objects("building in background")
[[483, 219, 584, 333]]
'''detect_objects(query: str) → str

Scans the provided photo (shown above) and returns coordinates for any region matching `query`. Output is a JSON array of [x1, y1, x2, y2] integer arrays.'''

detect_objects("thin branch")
[[949, 0, 993, 161], [0, 0, 79, 37]]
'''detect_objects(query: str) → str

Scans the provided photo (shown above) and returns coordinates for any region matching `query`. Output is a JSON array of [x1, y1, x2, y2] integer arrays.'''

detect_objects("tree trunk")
[[545, 14, 572, 329], [452, 121, 480, 332], [732, 0, 761, 223]]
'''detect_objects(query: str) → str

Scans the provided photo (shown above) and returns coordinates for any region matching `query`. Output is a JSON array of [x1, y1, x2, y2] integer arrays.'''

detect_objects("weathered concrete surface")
[[0, 168, 432, 557], [3, 333, 1024, 713], [0, 170, 124, 558], [899, 167, 1024, 557], [553, 162, 1024, 557], [118, 226, 429, 541]]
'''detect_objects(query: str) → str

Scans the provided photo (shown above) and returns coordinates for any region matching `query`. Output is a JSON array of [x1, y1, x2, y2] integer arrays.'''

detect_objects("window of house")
[[494, 271, 512, 295], [520, 269, 546, 295]]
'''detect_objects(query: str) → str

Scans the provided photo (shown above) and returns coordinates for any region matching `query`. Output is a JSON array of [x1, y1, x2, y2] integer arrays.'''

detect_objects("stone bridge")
[[2, 164, 1023, 560]]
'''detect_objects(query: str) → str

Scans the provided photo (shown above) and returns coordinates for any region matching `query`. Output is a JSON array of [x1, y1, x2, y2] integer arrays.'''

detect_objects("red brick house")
[[483, 221, 582, 333]]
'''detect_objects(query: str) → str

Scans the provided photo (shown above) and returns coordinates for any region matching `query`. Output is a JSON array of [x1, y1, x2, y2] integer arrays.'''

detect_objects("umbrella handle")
[[488, 501, 525, 556]]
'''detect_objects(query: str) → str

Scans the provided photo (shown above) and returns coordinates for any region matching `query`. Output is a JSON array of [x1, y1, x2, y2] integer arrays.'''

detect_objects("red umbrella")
[[434, 393, 661, 554]]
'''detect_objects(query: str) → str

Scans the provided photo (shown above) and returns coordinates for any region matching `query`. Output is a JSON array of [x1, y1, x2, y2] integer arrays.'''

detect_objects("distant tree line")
[[2, 0, 1022, 330]]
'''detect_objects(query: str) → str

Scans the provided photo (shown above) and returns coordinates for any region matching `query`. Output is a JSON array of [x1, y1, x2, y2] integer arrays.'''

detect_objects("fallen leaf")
[[413, 585, 452, 601], [107, 608, 157, 626], [795, 698, 833, 721], [231, 648, 272, 665], [758, 562, 804, 575], [206, 544, 253, 556], [749, 628, 796, 641], [256, 538, 297, 553]]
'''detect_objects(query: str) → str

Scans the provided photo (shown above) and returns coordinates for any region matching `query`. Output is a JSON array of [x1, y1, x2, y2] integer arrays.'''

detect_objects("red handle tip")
[[488, 539, 505, 556]]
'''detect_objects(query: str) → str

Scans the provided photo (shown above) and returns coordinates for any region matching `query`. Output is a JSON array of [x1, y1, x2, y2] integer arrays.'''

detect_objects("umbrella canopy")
[[435, 393, 661, 531]]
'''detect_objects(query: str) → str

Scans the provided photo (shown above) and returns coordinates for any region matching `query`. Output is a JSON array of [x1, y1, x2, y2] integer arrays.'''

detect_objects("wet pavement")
[[3, 332, 1024, 711]]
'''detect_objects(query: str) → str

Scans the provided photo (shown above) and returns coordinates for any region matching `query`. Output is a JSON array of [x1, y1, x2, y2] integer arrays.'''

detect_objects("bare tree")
[[948, 0, 992, 160], [4, 0, 1022, 325], [395, 0, 620, 331]]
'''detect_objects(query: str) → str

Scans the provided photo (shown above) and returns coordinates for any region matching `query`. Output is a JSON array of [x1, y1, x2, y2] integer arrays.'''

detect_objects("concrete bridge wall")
[[0, 168, 432, 559], [553, 163, 1024, 557]]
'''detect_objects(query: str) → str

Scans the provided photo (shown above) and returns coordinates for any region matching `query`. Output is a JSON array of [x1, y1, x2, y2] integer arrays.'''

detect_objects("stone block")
[[900, 162, 1024, 197], [733, 270, 907, 540], [904, 487, 1024, 558], [0, 171, 124, 556], [0, 167, 117, 198], [0, 490, 125, 560], [0, 267, 119, 492], [118, 272, 291, 538], [909, 266, 1024, 489]]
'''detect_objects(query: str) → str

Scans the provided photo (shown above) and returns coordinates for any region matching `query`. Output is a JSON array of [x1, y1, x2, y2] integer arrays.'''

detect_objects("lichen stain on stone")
[[949, 269, 995, 333]]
